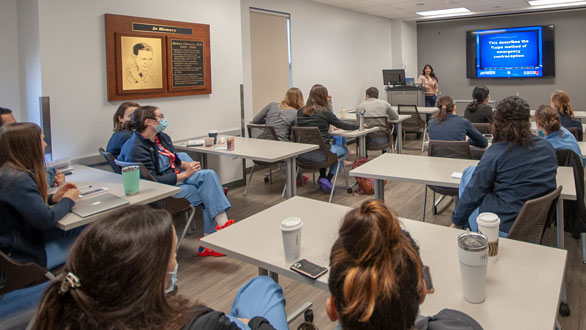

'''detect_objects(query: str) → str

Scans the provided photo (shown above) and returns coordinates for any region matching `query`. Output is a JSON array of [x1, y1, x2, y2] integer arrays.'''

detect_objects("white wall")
[[241, 0, 393, 122], [390, 20, 418, 79], [0, 0, 21, 120], [32, 0, 243, 160]]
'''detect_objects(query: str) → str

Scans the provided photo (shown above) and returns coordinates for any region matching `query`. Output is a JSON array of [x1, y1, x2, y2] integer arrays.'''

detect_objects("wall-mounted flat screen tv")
[[466, 25, 555, 78]]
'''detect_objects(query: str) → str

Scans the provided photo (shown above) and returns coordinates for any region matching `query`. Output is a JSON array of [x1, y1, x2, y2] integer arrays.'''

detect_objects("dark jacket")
[[118, 131, 181, 185], [415, 309, 483, 330], [452, 136, 557, 233], [106, 130, 133, 157], [183, 307, 275, 330], [0, 166, 74, 267], [556, 149, 586, 233], [464, 103, 493, 124], [558, 111, 583, 141], [296, 108, 357, 145], [428, 114, 488, 148]]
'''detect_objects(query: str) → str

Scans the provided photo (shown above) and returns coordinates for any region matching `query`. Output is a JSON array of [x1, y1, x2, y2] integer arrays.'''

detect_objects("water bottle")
[[359, 111, 365, 131]]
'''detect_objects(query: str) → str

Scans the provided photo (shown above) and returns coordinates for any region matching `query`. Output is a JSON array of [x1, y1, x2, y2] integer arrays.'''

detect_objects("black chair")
[[114, 160, 196, 252], [292, 127, 348, 203], [245, 124, 286, 197], [422, 140, 472, 221], [364, 116, 394, 153], [472, 123, 491, 135], [398, 104, 427, 151], [566, 127, 581, 141], [98, 147, 121, 174]]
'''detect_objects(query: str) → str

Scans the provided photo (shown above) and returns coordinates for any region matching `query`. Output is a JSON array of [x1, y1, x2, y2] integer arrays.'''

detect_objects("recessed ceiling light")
[[529, 0, 583, 5], [416, 7, 471, 16]]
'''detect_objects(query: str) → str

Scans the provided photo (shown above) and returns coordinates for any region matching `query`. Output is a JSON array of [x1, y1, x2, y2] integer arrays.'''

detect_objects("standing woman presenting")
[[418, 64, 439, 107]]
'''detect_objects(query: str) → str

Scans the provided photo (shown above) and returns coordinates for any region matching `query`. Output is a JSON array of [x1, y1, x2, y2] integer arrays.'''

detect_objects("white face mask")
[[165, 263, 178, 294]]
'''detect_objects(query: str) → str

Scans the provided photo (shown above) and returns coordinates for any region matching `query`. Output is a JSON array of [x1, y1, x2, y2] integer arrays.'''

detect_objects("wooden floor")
[[176, 137, 586, 330]]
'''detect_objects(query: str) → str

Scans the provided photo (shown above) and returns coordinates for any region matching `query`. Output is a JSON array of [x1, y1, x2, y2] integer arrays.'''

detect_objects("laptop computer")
[[72, 193, 129, 218]]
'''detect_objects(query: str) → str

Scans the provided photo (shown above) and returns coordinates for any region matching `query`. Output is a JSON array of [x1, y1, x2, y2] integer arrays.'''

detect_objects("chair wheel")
[[559, 302, 570, 317], [264, 177, 269, 183], [347, 187, 353, 194], [432, 205, 437, 215]]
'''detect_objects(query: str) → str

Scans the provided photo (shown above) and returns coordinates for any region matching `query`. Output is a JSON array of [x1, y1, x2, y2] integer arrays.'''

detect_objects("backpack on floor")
[[352, 157, 385, 195]]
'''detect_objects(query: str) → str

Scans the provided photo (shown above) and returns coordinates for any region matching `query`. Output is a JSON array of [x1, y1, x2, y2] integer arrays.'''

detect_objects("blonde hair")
[[551, 90, 574, 118], [280, 88, 305, 110]]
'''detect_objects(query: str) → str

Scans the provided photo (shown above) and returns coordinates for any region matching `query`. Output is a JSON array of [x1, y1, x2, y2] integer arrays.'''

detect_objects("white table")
[[200, 196, 566, 330], [175, 137, 318, 199], [578, 141, 586, 157], [392, 106, 439, 115], [336, 114, 412, 154], [329, 127, 378, 158], [56, 165, 180, 230]]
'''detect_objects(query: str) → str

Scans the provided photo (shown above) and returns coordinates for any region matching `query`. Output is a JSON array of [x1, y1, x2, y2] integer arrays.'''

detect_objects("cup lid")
[[477, 212, 500, 227], [458, 232, 488, 251], [121, 165, 139, 172], [208, 130, 218, 133], [280, 217, 303, 231]]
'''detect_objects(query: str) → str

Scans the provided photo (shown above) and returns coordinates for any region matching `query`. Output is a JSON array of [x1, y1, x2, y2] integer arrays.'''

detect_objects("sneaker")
[[318, 177, 333, 194], [296, 175, 310, 185], [197, 237, 225, 257], [215, 219, 235, 231]]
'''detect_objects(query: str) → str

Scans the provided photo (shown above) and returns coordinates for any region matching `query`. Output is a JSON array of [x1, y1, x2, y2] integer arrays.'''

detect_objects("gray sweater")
[[252, 102, 298, 141]]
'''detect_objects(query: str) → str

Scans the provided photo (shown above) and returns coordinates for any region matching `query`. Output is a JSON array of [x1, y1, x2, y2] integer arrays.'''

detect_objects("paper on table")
[[215, 146, 228, 150], [451, 172, 463, 179]]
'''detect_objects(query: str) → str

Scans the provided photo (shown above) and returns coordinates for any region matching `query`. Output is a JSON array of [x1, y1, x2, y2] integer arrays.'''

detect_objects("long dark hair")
[[132, 105, 159, 132], [467, 86, 489, 113], [113, 102, 140, 131], [435, 96, 455, 124], [328, 200, 423, 330], [0, 123, 48, 201], [421, 64, 438, 82], [493, 96, 533, 149], [34, 205, 195, 330], [303, 84, 330, 116]]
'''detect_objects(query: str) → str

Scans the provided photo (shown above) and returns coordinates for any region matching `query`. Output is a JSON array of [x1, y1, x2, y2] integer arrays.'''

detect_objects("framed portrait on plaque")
[[116, 34, 166, 94]]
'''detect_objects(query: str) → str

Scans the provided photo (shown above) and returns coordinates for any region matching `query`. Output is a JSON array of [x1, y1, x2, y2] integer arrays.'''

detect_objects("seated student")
[[106, 101, 140, 157], [535, 104, 584, 166], [0, 123, 81, 269], [464, 85, 493, 124], [296, 84, 358, 193], [327, 200, 482, 330], [252, 88, 303, 142], [551, 90, 582, 141], [33, 205, 287, 330], [0, 107, 16, 126], [428, 96, 488, 148], [356, 87, 398, 151], [451, 96, 557, 236], [118, 106, 232, 257]]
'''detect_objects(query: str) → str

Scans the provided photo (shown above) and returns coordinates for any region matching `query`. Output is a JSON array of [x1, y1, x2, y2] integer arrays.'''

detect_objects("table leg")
[[201, 153, 208, 169], [359, 136, 366, 158], [556, 198, 564, 249], [397, 122, 403, 154], [285, 157, 296, 199], [374, 179, 385, 200]]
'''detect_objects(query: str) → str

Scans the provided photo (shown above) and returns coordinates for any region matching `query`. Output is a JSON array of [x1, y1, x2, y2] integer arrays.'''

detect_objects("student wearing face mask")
[[118, 106, 233, 257], [106, 101, 140, 157]]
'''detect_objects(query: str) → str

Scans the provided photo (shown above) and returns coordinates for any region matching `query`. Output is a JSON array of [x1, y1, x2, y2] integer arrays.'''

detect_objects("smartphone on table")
[[290, 259, 328, 280]]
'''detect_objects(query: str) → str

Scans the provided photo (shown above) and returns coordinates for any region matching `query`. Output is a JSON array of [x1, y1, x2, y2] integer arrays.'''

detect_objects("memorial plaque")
[[171, 40, 204, 88]]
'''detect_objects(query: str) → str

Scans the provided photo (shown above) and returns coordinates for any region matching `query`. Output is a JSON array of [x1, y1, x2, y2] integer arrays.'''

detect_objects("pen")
[[78, 185, 93, 189]]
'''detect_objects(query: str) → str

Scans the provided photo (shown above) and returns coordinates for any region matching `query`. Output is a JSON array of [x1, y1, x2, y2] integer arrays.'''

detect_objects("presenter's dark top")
[[296, 108, 357, 146], [106, 130, 133, 157], [464, 103, 493, 124], [0, 166, 74, 267], [558, 111, 583, 141], [428, 114, 488, 148], [452, 136, 557, 233], [118, 131, 181, 185]]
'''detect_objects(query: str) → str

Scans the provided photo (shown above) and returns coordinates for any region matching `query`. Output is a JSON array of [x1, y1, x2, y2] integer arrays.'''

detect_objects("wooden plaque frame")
[[105, 14, 212, 101]]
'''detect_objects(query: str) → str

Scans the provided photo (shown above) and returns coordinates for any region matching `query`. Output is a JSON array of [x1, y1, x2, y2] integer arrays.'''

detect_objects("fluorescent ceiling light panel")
[[528, 0, 583, 5], [416, 7, 470, 16]]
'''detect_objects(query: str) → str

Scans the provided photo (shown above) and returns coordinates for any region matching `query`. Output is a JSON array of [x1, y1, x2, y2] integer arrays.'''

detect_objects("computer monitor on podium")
[[382, 69, 406, 86]]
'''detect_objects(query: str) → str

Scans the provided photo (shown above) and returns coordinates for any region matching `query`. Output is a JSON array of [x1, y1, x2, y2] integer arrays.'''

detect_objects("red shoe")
[[215, 219, 235, 231], [296, 175, 310, 185], [197, 237, 225, 257]]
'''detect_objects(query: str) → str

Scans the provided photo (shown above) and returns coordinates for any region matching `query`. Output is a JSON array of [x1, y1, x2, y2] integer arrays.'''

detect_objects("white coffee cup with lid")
[[280, 217, 303, 261], [476, 212, 500, 261]]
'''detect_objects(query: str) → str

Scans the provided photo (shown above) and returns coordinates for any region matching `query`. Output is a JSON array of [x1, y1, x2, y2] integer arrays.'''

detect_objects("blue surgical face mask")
[[165, 263, 178, 294], [155, 118, 167, 133], [538, 130, 545, 137]]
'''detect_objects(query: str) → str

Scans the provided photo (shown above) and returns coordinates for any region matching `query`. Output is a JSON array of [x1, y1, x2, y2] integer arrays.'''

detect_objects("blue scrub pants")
[[226, 276, 288, 330], [459, 166, 508, 238], [44, 225, 86, 269]]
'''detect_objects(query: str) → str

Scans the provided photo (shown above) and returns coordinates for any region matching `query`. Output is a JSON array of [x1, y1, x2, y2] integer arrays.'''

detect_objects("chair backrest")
[[398, 104, 426, 131], [0, 251, 48, 295], [99, 147, 122, 174], [428, 140, 472, 159], [566, 127, 580, 140], [292, 126, 338, 169], [472, 123, 491, 135], [507, 186, 562, 244], [247, 124, 278, 141], [114, 159, 157, 182], [364, 116, 393, 151]]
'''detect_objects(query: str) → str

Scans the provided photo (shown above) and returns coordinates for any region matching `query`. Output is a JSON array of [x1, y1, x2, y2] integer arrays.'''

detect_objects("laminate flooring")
[[175, 138, 586, 330]]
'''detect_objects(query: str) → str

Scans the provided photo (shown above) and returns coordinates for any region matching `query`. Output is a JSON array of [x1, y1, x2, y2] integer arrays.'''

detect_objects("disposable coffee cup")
[[121, 166, 140, 196], [477, 212, 500, 261], [280, 217, 303, 261], [208, 130, 218, 144], [458, 232, 488, 304], [204, 137, 214, 147]]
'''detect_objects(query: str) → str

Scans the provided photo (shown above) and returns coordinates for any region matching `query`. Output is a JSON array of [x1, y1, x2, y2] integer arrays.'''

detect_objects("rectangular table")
[[579, 141, 586, 157], [337, 114, 412, 154], [176, 137, 318, 199], [201, 196, 566, 330], [56, 165, 180, 230], [329, 127, 378, 158]]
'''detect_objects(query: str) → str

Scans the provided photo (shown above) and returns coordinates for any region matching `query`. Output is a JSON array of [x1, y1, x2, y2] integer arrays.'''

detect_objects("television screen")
[[466, 25, 555, 78]]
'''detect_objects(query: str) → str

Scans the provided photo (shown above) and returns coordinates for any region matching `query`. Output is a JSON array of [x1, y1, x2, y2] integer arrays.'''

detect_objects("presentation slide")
[[476, 26, 543, 78]]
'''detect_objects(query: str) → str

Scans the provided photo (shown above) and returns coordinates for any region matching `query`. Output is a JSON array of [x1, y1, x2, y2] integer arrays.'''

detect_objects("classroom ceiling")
[[309, 0, 586, 20]]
